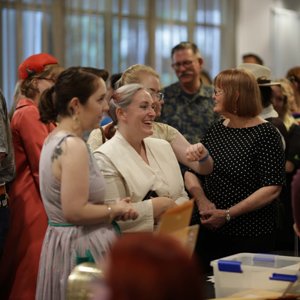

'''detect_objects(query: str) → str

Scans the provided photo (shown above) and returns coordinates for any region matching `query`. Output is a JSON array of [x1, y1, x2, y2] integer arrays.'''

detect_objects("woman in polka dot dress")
[[186, 69, 285, 270]]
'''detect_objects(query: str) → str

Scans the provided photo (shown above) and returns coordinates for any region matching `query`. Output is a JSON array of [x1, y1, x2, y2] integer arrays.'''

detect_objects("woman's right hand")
[[112, 197, 138, 221]]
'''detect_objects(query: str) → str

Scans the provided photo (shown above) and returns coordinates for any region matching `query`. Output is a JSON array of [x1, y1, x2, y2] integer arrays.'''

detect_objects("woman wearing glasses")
[[186, 69, 285, 271], [0, 53, 62, 300], [88, 64, 213, 176]]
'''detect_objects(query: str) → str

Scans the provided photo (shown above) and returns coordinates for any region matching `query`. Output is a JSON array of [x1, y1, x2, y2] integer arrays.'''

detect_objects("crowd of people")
[[0, 43, 299, 299]]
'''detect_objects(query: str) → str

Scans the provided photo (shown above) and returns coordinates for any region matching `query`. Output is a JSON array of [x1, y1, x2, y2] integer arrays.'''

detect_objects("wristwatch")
[[225, 209, 231, 222]]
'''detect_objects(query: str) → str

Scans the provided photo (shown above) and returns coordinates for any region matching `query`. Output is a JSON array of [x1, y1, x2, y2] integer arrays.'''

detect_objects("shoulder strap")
[[51, 134, 74, 161], [56, 134, 75, 147]]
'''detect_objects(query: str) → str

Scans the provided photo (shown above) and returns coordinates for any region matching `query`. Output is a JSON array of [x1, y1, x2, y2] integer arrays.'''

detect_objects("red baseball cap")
[[18, 53, 58, 80]]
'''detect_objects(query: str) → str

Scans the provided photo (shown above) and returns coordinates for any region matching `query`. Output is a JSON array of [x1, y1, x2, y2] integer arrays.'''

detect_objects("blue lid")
[[218, 260, 242, 273]]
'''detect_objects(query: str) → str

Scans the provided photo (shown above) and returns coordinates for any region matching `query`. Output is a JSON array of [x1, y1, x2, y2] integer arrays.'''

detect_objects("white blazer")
[[93, 131, 188, 232]]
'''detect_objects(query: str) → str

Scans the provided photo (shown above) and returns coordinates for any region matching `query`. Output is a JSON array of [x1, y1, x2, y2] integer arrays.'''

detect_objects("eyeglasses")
[[147, 89, 164, 101], [213, 88, 224, 96], [153, 92, 164, 101], [171, 60, 194, 70]]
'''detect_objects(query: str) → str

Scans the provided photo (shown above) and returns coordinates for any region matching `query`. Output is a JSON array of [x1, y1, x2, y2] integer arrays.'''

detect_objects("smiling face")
[[138, 73, 164, 117], [172, 48, 202, 86], [120, 89, 156, 140], [80, 78, 108, 130]]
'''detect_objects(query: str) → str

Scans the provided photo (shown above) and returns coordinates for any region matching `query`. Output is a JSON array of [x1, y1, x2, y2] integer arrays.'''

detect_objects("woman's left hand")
[[200, 209, 227, 230]]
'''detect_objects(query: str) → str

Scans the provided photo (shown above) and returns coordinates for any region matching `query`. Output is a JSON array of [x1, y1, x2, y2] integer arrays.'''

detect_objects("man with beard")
[[160, 42, 216, 144]]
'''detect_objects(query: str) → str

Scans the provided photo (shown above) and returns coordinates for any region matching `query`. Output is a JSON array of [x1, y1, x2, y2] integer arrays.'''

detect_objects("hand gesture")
[[186, 143, 208, 162]]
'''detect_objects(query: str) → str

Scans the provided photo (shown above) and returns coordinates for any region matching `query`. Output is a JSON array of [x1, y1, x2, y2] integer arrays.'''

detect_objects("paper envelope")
[[157, 200, 199, 253]]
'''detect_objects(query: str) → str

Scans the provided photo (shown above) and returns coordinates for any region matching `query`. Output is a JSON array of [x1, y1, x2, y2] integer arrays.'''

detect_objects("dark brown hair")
[[39, 67, 105, 123], [242, 53, 264, 65]]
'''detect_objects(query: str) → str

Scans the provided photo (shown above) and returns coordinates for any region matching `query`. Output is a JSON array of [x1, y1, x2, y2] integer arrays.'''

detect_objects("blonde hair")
[[277, 78, 296, 113], [118, 64, 159, 88]]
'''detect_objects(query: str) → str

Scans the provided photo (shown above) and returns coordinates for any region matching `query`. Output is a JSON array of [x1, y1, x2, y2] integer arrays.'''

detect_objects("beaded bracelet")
[[199, 151, 210, 163]]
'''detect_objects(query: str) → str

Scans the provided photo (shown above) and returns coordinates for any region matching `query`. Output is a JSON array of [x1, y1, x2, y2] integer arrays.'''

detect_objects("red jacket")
[[0, 98, 55, 300]]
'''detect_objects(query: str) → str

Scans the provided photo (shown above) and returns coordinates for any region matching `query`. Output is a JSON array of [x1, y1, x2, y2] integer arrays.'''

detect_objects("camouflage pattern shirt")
[[160, 81, 217, 144]]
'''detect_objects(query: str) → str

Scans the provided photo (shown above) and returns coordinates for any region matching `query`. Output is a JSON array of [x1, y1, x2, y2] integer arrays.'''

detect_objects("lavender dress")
[[36, 132, 116, 300]]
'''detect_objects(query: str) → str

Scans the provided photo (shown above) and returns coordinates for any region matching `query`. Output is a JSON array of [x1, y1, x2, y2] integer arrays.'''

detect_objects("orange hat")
[[18, 53, 58, 80]]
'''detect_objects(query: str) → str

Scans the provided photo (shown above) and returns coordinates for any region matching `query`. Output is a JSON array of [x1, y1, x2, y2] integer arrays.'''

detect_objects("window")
[[0, 0, 235, 107]]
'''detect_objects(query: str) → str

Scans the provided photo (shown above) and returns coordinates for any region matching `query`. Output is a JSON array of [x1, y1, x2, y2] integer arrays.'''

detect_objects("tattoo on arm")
[[51, 146, 63, 162]]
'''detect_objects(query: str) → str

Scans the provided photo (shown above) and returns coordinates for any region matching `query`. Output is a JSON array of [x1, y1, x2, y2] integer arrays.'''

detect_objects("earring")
[[72, 113, 80, 131], [72, 114, 79, 123]]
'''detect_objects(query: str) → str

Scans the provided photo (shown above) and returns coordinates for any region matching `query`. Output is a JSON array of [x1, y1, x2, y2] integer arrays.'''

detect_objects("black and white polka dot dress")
[[202, 119, 285, 237]]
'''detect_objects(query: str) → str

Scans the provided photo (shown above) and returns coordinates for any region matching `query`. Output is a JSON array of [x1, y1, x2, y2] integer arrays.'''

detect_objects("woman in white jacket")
[[94, 84, 209, 232]]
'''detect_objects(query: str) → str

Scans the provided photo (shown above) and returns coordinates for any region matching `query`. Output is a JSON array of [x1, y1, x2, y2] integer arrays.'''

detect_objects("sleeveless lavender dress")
[[36, 132, 116, 300]]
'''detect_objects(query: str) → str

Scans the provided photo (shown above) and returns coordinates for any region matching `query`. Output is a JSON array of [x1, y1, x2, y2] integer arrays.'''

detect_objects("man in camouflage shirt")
[[160, 42, 217, 144]]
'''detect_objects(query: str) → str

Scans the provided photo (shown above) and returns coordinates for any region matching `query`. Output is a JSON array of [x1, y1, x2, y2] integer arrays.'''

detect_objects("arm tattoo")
[[51, 145, 63, 162]]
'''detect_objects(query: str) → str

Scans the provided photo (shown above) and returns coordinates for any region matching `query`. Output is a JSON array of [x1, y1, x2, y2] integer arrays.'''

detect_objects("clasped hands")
[[113, 197, 139, 222], [197, 197, 227, 231]]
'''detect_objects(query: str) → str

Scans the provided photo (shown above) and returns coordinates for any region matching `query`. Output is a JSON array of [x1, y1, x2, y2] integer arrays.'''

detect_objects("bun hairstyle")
[[103, 83, 144, 139], [39, 66, 106, 124], [39, 86, 58, 123]]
